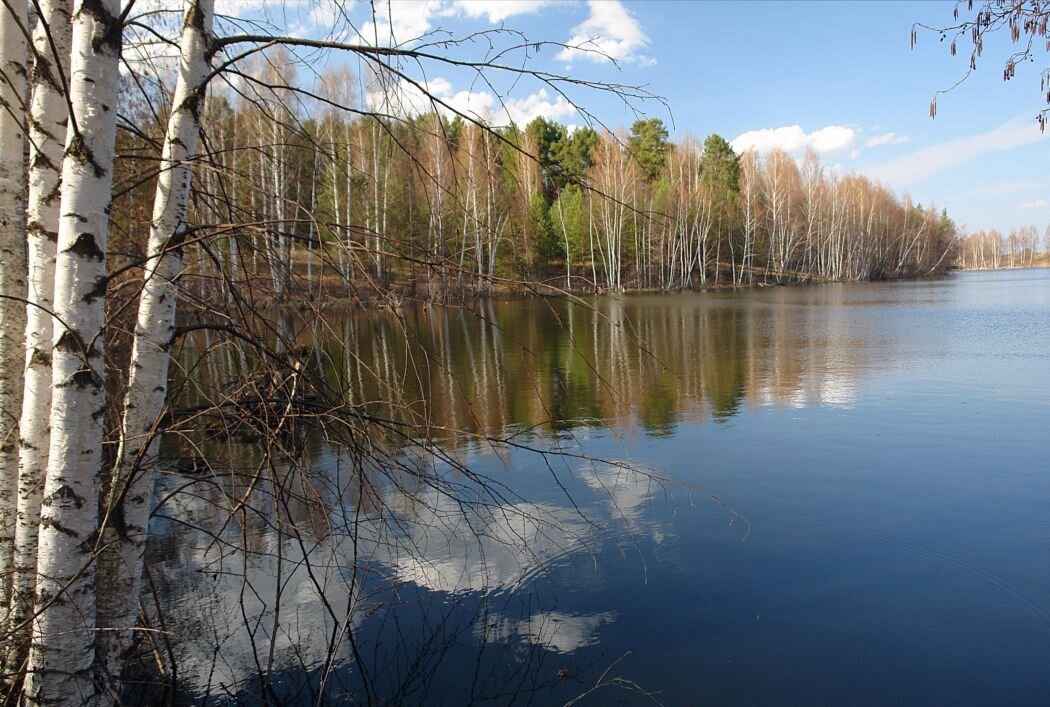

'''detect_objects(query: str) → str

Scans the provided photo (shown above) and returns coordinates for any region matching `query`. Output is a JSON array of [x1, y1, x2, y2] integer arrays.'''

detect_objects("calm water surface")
[[153, 269, 1050, 704]]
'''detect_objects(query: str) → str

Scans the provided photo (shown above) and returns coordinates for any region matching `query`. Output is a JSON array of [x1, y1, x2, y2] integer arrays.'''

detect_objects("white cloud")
[[478, 610, 618, 654], [807, 126, 857, 153], [213, 0, 257, 14], [368, 77, 576, 125], [452, 0, 549, 23], [360, 0, 443, 45], [213, 0, 550, 43], [208, 0, 358, 40], [864, 131, 911, 148], [520, 611, 617, 654], [444, 89, 498, 121], [866, 115, 1050, 188], [357, 0, 552, 46], [367, 76, 474, 118], [503, 89, 577, 124], [730, 125, 919, 162], [1018, 198, 1048, 209], [423, 76, 455, 96], [731, 124, 857, 157], [308, 4, 341, 30], [557, 0, 651, 65], [213, 0, 324, 25]]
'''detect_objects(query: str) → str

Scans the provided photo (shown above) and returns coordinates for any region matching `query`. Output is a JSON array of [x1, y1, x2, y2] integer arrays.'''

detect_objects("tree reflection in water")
[[144, 291, 875, 703]]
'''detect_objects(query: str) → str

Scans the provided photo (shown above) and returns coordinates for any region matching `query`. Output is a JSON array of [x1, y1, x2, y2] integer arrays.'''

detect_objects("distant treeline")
[[113, 65, 959, 300], [955, 226, 1049, 270]]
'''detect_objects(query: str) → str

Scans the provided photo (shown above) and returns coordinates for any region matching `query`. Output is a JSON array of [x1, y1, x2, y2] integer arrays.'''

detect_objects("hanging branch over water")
[[914, 0, 1050, 128]]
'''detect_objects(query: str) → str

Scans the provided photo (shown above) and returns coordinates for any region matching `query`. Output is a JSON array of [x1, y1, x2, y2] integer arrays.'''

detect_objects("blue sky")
[[216, 0, 1050, 233]]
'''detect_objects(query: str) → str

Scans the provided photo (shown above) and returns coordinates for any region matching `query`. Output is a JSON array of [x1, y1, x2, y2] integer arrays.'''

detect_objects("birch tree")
[[24, 0, 123, 702], [591, 131, 634, 291], [94, 0, 215, 688], [8, 0, 73, 663], [0, 0, 29, 622]]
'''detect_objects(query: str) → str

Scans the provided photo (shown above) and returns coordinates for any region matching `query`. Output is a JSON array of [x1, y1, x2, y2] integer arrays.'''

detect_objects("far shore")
[[256, 253, 976, 311], [952, 254, 1050, 271]]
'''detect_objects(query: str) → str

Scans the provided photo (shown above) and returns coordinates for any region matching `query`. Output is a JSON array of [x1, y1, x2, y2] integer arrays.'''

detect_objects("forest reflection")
[[177, 287, 876, 447], [151, 288, 881, 703]]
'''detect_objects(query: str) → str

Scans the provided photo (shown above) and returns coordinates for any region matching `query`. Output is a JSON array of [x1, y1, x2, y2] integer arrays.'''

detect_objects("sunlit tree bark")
[[95, 0, 215, 689], [0, 0, 30, 622], [25, 0, 122, 702], [8, 0, 73, 660]]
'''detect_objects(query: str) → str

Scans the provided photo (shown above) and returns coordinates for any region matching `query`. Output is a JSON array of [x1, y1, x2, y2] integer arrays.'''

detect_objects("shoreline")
[[267, 258, 966, 310], [950, 263, 1050, 273]]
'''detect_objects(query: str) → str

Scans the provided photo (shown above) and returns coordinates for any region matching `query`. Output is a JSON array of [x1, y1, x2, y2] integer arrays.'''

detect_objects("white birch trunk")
[[346, 124, 356, 282], [94, 0, 214, 689], [0, 0, 30, 622], [24, 1, 122, 703], [9, 0, 73, 655]]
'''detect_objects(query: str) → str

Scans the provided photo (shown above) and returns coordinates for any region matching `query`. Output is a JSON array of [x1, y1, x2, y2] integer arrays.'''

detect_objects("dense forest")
[[109, 55, 961, 305]]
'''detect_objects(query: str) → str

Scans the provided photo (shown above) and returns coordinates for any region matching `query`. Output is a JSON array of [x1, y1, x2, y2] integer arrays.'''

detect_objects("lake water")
[[151, 268, 1050, 705]]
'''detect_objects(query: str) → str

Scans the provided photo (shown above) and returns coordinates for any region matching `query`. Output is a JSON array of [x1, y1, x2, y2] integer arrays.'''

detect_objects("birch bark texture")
[[95, 0, 214, 686], [25, 0, 122, 703], [0, 0, 29, 621], [10, 0, 74, 648]]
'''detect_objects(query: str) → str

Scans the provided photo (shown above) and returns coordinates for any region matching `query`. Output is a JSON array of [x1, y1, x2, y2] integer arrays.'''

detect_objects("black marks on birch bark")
[[66, 232, 104, 260]]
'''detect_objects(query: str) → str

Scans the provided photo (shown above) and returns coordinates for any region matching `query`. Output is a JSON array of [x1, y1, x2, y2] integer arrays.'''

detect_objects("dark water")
[[152, 268, 1050, 704]]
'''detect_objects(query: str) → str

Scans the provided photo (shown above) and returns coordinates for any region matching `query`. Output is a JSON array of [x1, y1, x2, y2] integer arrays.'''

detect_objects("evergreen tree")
[[628, 118, 670, 181]]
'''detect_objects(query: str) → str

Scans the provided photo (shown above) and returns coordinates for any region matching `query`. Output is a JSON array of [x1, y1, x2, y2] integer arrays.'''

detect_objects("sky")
[[210, 0, 1050, 233]]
